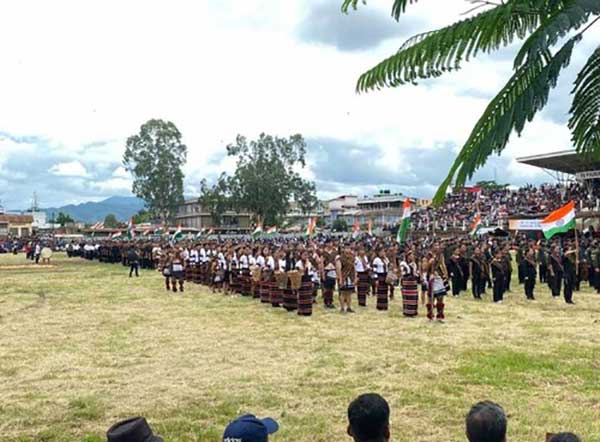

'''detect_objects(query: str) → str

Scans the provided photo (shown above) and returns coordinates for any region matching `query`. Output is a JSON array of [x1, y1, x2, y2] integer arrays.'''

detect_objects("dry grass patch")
[[1, 253, 600, 441]]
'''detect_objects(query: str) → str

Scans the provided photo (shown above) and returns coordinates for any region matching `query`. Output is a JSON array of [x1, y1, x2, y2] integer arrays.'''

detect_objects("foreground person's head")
[[466, 401, 507, 442], [347, 393, 390, 442], [223, 414, 279, 442]]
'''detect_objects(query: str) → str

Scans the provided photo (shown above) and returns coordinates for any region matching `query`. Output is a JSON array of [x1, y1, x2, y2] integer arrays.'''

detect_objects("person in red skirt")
[[399, 250, 419, 317], [355, 247, 371, 307], [296, 250, 314, 316], [372, 249, 390, 311]]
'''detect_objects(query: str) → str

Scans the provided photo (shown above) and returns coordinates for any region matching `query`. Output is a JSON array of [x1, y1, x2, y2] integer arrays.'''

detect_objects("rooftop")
[[517, 149, 600, 175]]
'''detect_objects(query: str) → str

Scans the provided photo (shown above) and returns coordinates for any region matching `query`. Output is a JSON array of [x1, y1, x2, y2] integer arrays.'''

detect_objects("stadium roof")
[[517, 150, 600, 175]]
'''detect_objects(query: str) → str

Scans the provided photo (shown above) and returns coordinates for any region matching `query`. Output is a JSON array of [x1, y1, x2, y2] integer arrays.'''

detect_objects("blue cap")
[[223, 414, 279, 442]]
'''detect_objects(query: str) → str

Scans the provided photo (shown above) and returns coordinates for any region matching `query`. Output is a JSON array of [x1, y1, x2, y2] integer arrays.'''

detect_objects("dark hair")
[[466, 401, 507, 442], [550, 433, 581, 442], [347, 393, 390, 442]]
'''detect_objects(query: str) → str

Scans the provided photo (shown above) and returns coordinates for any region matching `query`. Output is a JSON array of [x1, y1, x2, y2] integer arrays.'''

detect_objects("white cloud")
[[1, 0, 597, 208], [49, 161, 90, 177]]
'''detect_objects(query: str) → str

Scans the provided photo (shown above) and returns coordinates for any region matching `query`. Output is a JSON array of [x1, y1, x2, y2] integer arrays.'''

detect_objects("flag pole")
[[574, 218, 580, 278]]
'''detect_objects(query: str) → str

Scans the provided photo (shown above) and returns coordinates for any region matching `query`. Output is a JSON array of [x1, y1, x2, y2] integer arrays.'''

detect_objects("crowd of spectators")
[[412, 182, 600, 231], [104, 394, 582, 442]]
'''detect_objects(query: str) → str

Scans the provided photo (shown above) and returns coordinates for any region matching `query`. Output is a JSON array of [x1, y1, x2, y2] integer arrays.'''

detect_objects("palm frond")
[[433, 37, 580, 205], [514, 0, 600, 67], [341, 0, 419, 20], [569, 45, 600, 157], [356, 2, 543, 92]]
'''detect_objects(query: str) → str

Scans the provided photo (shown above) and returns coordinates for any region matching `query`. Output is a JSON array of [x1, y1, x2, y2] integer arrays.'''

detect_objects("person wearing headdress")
[[425, 243, 449, 321], [336, 244, 356, 313], [373, 248, 390, 311], [354, 247, 371, 307], [400, 250, 419, 317]]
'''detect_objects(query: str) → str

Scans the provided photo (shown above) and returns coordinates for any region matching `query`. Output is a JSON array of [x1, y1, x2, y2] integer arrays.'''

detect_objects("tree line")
[[123, 119, 317, 227]]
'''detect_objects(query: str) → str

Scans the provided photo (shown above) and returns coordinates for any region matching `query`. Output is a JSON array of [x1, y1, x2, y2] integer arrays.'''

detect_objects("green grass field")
[[1, 253, 600, 442]]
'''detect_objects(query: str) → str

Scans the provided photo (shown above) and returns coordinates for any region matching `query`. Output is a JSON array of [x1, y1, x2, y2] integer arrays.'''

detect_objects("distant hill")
[[44, 196, 146, 223]]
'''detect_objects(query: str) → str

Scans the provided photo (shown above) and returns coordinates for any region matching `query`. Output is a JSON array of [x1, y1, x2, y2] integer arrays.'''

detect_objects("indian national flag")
[[206, 228, 214, 237], [155, 224, 166, 235], [172, 224, 184, 240], [252, 223, 263, 238], [266, 226, 277, 235], [396, 199, 411, 244], [541, 201, 576, 239], [469, 214, 482, 237], [127, 218, 136, 239], [91, 222, 104, 230], [111, 231, 123, 240], [352, 220, 360, 239], [142, 227, 153, 236], [306, 217, 317, 237], [195, 228, 206, 240]]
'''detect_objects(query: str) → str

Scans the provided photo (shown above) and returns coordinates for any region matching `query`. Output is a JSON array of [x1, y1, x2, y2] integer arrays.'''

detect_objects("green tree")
[[198, 174, 232, 227], [131, 210, 153, 224], [123, 119, 187, 221], [332, 218, 348, 232], [342, 0, 600, 203], [56, 212, 74, 226], [104, 214, 119, 228], [224, 133, 317, 226]]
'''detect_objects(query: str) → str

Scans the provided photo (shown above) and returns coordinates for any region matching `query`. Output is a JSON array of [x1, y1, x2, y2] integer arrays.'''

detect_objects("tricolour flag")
[[195, 228, 206, 240], [470, 214, 482, 237], [352, 220, 360, 239], [172, 224, 184, 241], [111, 231, 122, 240], [142, 227, 153, 236], [252, 223, 263, 239], [266, 226, 277, 235], [206, 228, 214, 237], [155, 224, 166, 235], [127, 218, 136, 239], [91, 222, 104, 230], [541, 201, 576, 239], [306, 217, 317, 237], [396, 199, 411, 244]]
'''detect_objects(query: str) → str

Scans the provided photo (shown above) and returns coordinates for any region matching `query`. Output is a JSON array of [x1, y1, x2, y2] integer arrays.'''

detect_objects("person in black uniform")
[[470, 247, 484, 300], [548, 246, 563, 299], [562, 244, 576, 304], [538, 245, 547, 283], [521, 248, 537, 300], [128, 247, 140, 277], [448, 249, 463, 297], [459, 244, 470, 292], [503, 245, 512, 292], [491, 250, 505, 303]]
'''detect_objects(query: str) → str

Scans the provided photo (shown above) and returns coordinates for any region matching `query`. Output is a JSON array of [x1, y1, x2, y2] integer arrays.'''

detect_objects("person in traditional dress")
[[399, 250, 419, 317], [336, 245, 356, 314], [447, 249, 463, 297], [171, 248, 186, 293], [270, 249, 284, 308], [563, 243, 577, 304], [283, 250, 298, 312], [321, 247, 337, 309], [469, 247, 485, 299], [296, 250, 314, 316], [354, 247, 370, 307], [373, 248, 390, 311], [425, 244, 449, 322]]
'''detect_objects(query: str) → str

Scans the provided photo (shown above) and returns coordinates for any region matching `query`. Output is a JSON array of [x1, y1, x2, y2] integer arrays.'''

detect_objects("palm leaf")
[[569, 45, 600, 156], [341, 0, 420, 20], [355, 2, 543, 91], [514, 0, 600, 67], [433, 36, 580, 204]]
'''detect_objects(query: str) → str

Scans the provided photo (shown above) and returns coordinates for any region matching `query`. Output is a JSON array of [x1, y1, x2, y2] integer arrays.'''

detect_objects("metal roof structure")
[[517, 150, 600, 179]]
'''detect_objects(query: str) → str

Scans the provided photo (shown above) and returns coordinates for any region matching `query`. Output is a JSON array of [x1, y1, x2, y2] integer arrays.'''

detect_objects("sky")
[[1, 0, 598, 209]]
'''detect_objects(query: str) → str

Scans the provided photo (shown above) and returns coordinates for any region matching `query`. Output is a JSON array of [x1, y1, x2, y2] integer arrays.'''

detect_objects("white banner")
[[576, 170, 600, 181], [508, 219, 543, 231]]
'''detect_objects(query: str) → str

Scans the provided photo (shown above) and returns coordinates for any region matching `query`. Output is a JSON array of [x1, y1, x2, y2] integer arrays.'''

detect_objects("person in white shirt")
[[372, 249, 390, 311], [354, 247, 371, 307], [400, 250, 420, 317], [296, 250, 314, 316]]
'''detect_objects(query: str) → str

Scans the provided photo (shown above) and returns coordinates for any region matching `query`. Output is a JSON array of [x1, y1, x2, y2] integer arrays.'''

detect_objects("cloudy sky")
[[1, 0, 598, 209]]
